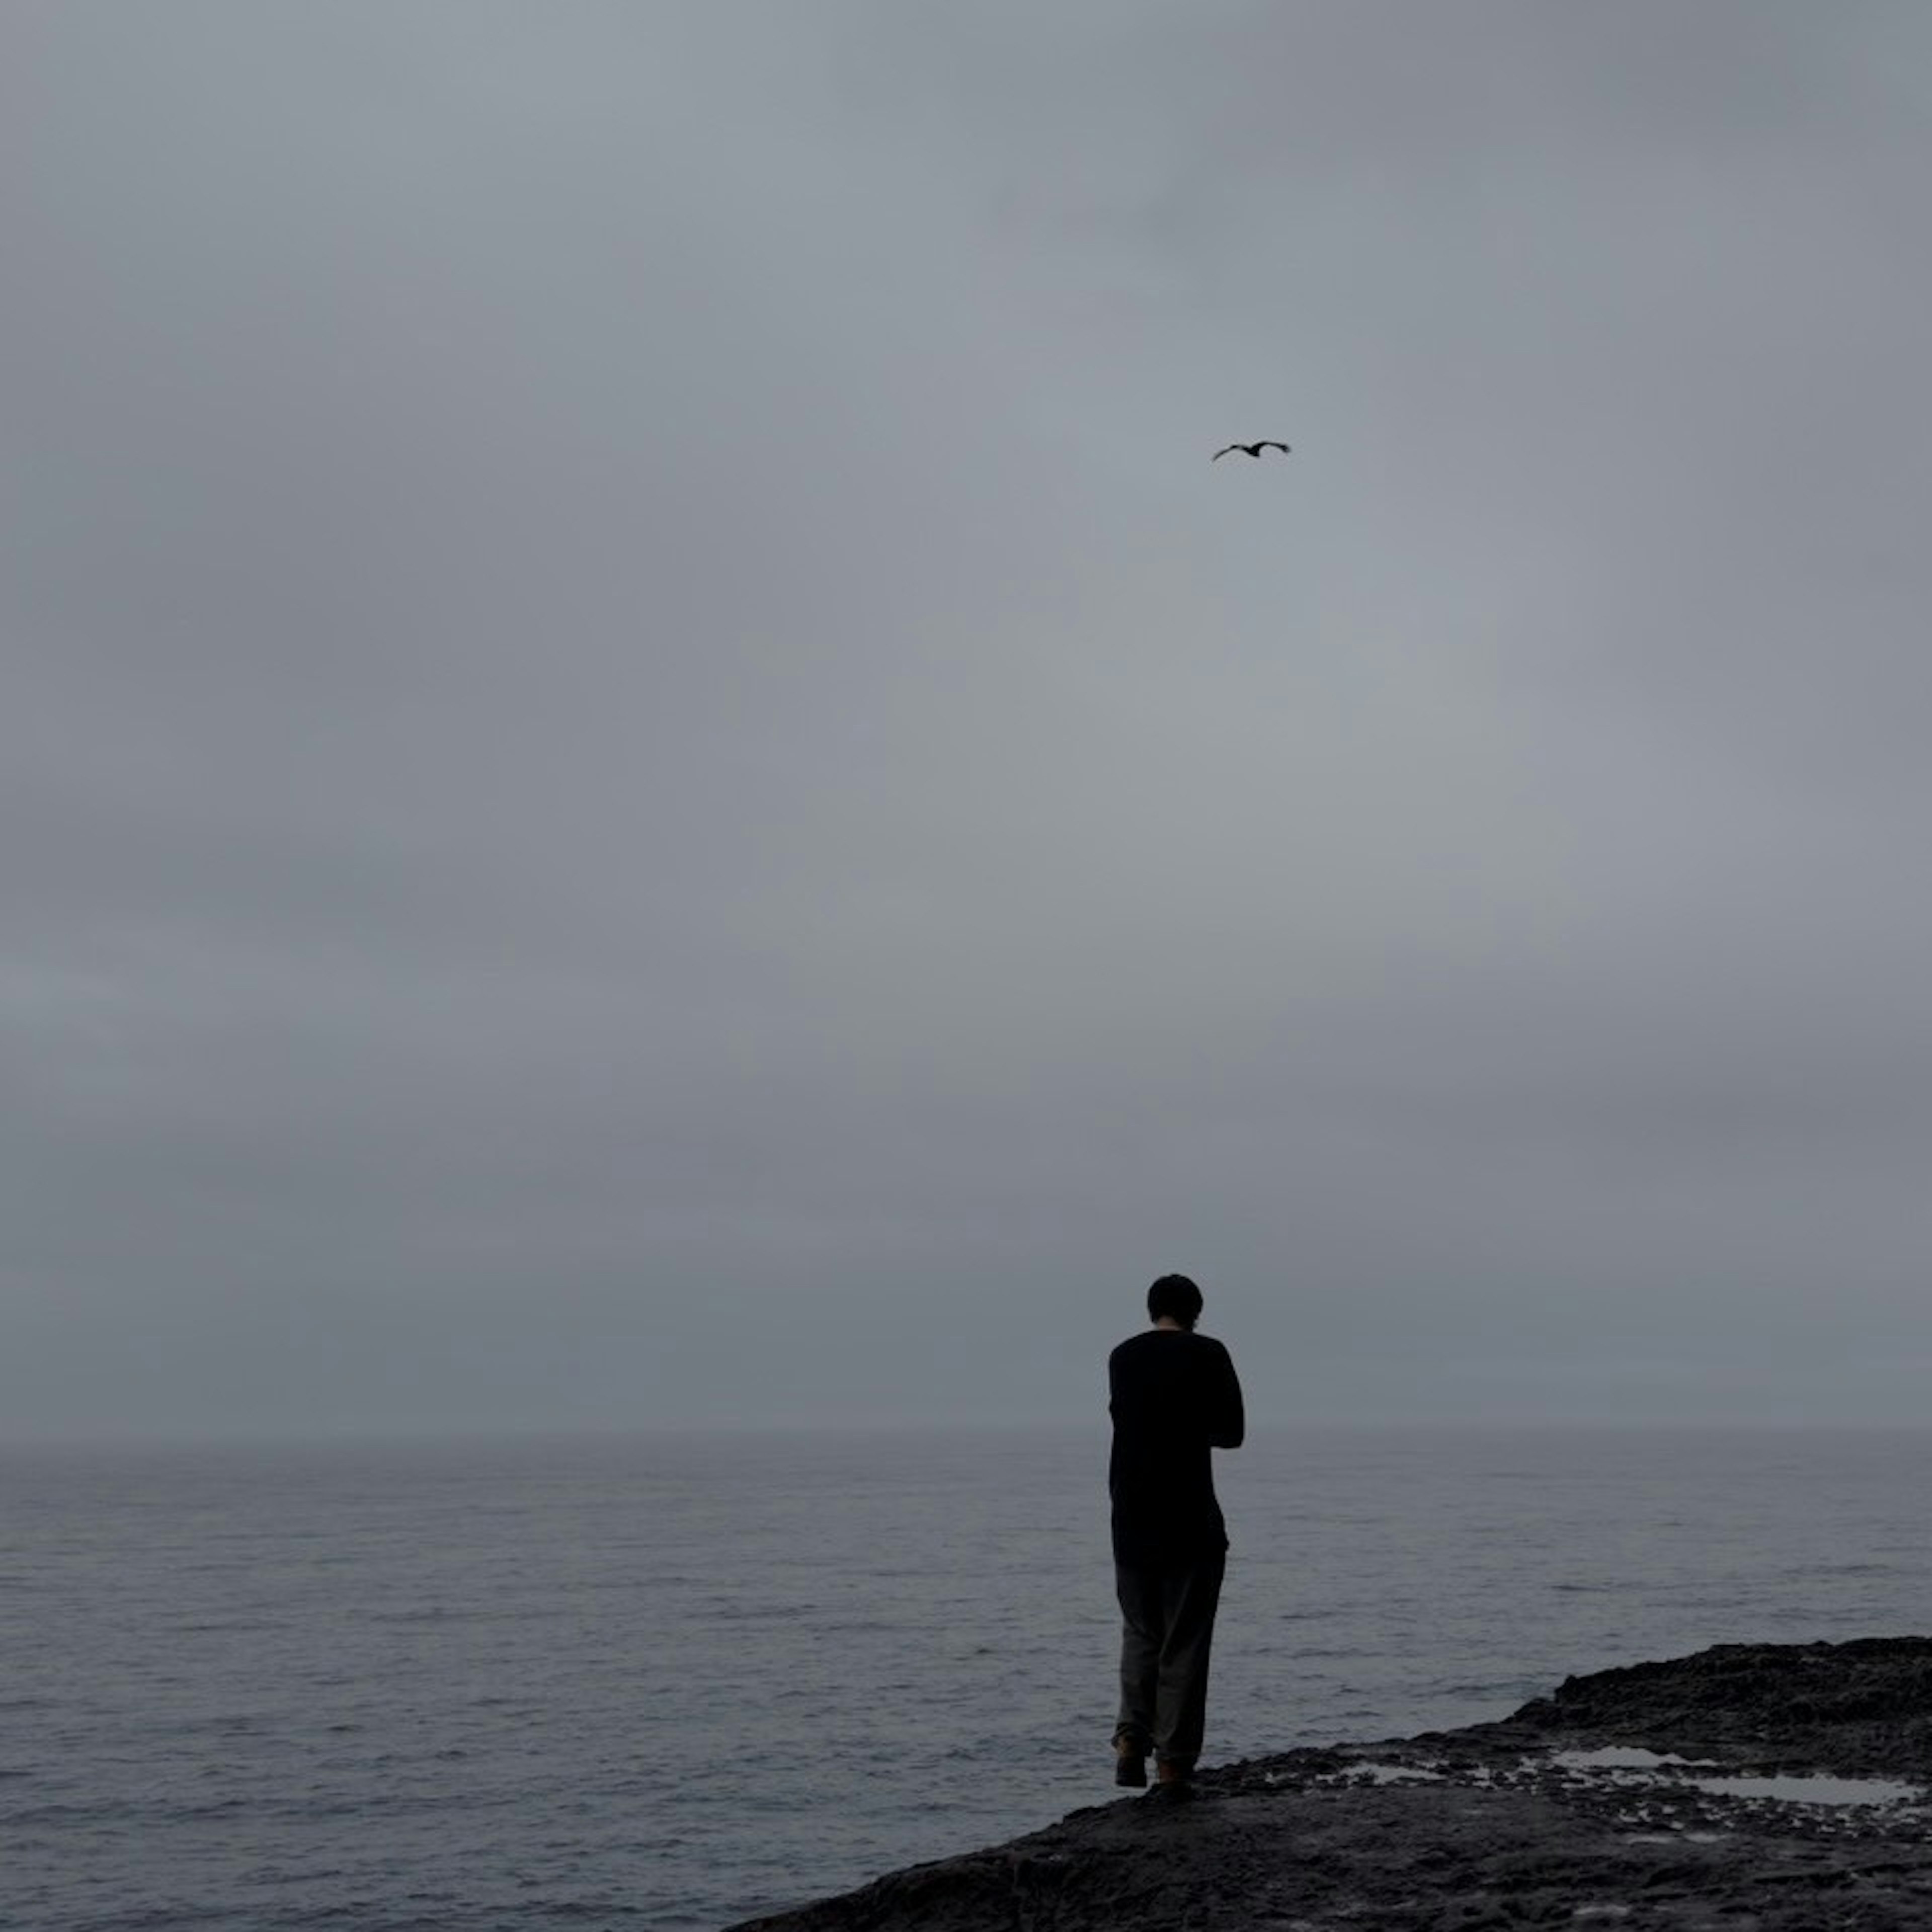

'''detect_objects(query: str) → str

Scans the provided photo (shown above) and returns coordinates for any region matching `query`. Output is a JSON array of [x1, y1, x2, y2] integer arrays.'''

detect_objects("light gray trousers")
[[1113, 1551, 1226, 1769]]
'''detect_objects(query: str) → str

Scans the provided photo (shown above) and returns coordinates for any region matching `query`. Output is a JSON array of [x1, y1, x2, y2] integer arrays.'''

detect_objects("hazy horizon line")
[[8, 1415, 1932, 1454]]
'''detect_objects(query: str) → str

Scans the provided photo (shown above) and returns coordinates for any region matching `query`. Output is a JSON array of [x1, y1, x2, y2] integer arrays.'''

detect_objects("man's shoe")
[[1154, 1760, 1194, 1793], [1114, 1739, 1148, 1788]]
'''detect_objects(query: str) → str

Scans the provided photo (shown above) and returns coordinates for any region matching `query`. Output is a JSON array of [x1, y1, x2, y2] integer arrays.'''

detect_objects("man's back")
[[1108, 1328, 1245, 1567]]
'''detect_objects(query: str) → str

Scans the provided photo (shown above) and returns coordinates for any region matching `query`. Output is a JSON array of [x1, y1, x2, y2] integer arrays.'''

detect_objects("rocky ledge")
[[734, 1637, 1932, 1931]]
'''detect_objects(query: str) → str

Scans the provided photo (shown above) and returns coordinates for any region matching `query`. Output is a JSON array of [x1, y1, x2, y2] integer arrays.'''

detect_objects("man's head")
[[1147, 1273, 1204, 1331]]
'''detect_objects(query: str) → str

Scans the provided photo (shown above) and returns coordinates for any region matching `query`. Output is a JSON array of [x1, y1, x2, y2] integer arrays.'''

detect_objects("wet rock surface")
[[732, 1638, 1932, 1930]]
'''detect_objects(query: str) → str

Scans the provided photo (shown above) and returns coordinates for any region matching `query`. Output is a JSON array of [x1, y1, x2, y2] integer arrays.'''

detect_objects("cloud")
[[4, 3, 1929, 1435]]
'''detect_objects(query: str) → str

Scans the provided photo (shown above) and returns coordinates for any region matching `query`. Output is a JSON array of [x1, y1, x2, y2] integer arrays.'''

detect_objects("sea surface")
[[6, 1425, 1932, 1930]]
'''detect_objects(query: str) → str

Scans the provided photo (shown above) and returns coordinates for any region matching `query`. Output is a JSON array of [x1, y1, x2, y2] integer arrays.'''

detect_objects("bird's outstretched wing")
[[1211, 445, 1242, 460], [1257, 441, 1291, 455]]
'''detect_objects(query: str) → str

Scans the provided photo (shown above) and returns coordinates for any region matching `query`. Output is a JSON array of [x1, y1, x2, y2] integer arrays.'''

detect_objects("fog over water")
[[6, 4, 1931, 1438]]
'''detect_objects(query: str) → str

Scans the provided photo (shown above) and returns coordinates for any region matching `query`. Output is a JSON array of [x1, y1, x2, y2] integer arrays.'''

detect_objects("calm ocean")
[[6, 1425, 1930, 1930]]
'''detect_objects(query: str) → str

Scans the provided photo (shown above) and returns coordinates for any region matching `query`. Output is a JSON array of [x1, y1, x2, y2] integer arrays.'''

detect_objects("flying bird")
[[1212, 440, 1291, 461]]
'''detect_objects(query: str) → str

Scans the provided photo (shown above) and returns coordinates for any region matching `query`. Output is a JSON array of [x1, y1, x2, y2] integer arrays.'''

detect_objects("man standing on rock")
[[1108, 1273, 1245, 1798]]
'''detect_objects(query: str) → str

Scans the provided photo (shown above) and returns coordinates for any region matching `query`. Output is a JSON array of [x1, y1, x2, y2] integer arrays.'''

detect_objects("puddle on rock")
[[1551, 1748, 1714, 1772], [1545, 1751, 1922, 1809], [1335, 1762, 1447, 1785], [1687, 1774, 1920, 1807]]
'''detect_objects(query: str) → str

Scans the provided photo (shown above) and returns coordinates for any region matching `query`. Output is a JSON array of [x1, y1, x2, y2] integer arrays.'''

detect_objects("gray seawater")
[[6, 1425, 1931, 1930]]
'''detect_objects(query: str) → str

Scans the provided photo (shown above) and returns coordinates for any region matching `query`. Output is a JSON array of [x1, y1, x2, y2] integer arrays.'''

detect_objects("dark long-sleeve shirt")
[[1107, 1329, 1245, 1566]]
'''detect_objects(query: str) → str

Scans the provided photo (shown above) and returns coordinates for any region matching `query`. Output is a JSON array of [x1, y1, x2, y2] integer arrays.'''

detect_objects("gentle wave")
[[7, 1426, 1932, 1930]]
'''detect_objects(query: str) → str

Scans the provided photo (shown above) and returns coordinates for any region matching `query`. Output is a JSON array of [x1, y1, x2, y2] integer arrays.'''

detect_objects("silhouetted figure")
[[1107, 1274, 1245, 1798], [1211, 440, 1291, 460]]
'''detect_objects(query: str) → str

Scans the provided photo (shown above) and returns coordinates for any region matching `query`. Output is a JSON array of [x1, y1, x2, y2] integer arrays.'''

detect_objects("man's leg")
[[1152, 1550, 1226, 1775], [1113, 1561, 1163, 1763]]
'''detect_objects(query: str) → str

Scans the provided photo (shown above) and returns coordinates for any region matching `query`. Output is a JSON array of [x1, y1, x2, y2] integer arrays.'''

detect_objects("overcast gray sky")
[[6, 3, 1930, 1439]]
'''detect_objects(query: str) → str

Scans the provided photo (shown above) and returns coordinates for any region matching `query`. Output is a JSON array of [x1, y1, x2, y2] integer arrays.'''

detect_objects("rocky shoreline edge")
[[732, 1636, 1932, 1931]]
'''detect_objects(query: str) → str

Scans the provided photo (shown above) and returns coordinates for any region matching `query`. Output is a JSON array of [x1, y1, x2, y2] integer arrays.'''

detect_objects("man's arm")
[[1209, 1343, 1245, 1449]]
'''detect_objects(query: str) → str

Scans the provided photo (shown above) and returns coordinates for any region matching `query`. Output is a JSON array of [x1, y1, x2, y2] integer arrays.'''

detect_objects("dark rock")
[[1480, 1636, 1932, 1774], [730, 1637, 1932, 1931]]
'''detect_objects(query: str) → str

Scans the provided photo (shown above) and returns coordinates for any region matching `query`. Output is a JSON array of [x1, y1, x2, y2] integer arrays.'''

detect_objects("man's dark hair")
[[1147, 1273, 1204, 1330]]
